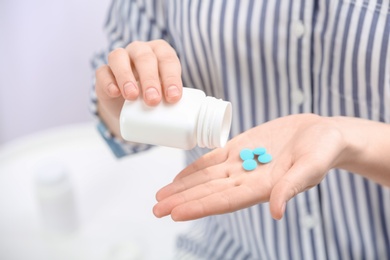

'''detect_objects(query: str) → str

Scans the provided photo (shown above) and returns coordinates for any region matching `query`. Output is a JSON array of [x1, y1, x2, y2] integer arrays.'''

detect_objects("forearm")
[[333, 116, 390, 186]]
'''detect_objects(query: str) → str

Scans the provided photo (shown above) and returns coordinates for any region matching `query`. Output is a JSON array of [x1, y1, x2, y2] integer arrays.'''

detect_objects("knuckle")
[[127, 41, 154, 60], [284, 178, 302, 198], [151, 39, 173, 50], [108, 47, 126, 61], [113, 66, 132, 79], [161, 75, 180, 85], [161, 54, 180, 66], [95, 64, 109, 78], [152, 39, 169, 46], [140, 77, 160, 88], [132, 50, 156, 63], [151, 40, 179, 61], [155, 47, 179, 61], [132, 49, 156, 62], [127, 40, 144, 49]]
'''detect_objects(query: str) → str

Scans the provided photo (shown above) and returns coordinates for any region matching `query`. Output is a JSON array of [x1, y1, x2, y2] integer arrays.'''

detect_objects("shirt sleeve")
[[90, 0, 169, 158]]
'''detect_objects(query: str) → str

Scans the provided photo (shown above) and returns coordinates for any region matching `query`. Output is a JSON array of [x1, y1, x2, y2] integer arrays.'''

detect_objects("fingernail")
[[166, 85, 180, 98], [124, 82, 138, 97], [145, 87, 160, 101]]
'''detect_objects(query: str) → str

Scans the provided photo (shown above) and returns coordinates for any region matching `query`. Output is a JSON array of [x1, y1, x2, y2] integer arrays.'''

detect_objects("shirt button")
[[293, 20, 305, 38], [291, 89, 305, 105], [300, 215, 317, 229]]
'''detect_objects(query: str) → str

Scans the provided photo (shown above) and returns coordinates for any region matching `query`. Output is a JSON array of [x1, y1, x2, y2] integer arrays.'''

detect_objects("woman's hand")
[[95, 40, 183, 137], [153, 114, 352, 221]]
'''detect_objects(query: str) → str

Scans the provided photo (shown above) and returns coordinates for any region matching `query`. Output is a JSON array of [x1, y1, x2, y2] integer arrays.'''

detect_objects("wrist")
[[329, 116, 368, 171]]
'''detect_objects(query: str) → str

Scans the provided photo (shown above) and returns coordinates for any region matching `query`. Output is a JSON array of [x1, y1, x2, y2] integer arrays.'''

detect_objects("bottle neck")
[[196, 96, 232, 148]]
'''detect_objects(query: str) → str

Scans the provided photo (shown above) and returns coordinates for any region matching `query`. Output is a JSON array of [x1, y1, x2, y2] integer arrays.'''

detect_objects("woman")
[[92, 0, 390, 259]]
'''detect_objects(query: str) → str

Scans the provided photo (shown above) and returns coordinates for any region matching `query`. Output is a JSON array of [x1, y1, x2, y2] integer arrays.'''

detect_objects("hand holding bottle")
[[95, 40, 183, 137]]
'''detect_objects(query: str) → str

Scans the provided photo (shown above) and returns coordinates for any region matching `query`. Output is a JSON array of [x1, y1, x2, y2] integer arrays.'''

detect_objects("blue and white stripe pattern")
[[91, 0, 390, 259]]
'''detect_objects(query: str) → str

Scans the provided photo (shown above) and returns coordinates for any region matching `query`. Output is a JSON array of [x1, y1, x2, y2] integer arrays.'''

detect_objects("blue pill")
[[258, 153, 272, 164], [253, 147, 266, 156], [242, 159, 257, 171], [240, 149, 254, 161]]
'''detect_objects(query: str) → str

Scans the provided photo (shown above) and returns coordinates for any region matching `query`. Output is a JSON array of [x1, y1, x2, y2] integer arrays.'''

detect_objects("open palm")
[[153, 114, 347, 221]]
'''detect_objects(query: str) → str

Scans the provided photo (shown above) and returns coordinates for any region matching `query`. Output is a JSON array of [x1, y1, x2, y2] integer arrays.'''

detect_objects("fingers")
[[154, 163, 272, 221], [154, 177, 236, 218], [107, 48, 139, 100], [156, 162, 232, 202], [95, 64, 125, 137], [125, 40, 183, 105], [126, 42, 162, 105], [100, 40, 183, 106], [155, 152, 326, 222], [149, 40, 183, 103], [155, 148, 230, 202], [159, 183, 264, 221], [95, 65, 121, 99], [269, 159, 323, 220], [173, 148, 229, 181]]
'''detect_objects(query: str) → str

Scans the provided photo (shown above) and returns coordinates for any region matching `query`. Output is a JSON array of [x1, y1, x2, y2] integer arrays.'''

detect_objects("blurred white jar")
[[34, 161, 78, 234]]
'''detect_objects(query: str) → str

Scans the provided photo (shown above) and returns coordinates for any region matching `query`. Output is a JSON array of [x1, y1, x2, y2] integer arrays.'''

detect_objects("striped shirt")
[[91, 0, 390, 259]]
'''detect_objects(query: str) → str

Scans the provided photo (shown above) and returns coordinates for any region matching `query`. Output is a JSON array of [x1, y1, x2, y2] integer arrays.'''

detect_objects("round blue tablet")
[[242, 159, 257, 171], [258, 153, 272, 164], [240, 149, 254, 161], [253, 147, 266, 156]]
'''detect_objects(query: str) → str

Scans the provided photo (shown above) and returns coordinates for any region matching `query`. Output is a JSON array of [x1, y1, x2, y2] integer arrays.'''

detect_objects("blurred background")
[[0, 0, 109, 144], [0, 1, 190, 259]]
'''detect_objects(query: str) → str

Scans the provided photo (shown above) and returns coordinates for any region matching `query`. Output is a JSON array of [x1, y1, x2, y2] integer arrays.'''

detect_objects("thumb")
[[269, 160, 322, 220]]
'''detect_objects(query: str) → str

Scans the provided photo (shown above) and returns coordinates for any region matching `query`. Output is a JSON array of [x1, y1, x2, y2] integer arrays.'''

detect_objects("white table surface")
[[0, 122, 191, 260]]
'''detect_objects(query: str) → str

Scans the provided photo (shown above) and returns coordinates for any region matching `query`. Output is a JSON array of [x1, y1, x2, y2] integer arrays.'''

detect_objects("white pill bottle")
[[120, 87, 232, 150]]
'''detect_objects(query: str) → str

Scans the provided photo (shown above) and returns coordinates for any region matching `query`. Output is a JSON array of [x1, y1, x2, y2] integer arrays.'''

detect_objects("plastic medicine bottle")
[[120, 87, 232, 150]]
